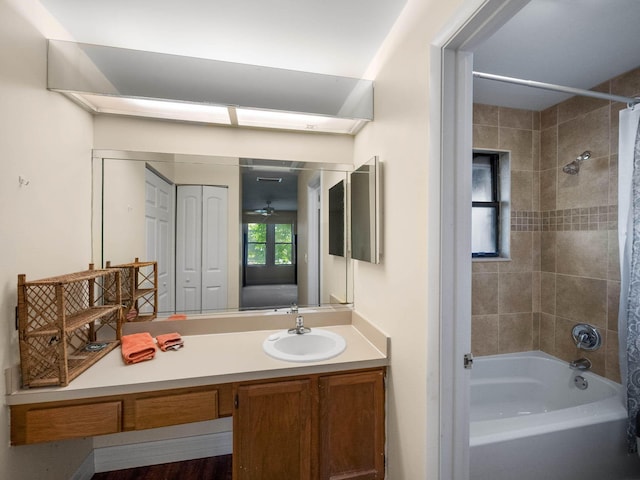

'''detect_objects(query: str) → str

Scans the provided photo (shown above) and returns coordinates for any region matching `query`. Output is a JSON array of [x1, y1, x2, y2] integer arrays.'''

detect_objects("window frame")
[[472, 152, 500, 258], [245, 222, 296, 267]]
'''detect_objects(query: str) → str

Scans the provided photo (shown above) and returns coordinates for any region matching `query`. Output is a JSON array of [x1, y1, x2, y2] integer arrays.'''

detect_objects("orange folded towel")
[[167, 314, 187, 321], [156, 332, 184, 351], [121, 332, 156, 364]]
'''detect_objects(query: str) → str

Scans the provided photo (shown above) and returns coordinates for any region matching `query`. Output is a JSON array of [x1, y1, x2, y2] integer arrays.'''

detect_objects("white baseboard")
[[70, 451, 96, 480], [92, 431, 233, 473]]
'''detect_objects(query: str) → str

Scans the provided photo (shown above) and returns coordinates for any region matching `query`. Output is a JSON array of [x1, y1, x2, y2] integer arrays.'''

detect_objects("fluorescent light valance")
[[47, 40, 373, 134]]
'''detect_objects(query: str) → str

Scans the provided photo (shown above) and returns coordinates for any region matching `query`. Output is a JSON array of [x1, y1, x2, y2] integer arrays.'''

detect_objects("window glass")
[[247, 223, 267, 265], [274, 224, 292, 243], [472, 155, 493, 202], [472, 207, 497, 255]]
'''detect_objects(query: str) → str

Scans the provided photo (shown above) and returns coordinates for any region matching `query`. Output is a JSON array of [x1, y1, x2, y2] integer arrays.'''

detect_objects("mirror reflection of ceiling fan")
[[248, 200, 278, 217]]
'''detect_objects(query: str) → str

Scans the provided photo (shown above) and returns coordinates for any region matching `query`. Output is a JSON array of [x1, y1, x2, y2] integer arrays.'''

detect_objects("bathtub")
[[470, 351, 640, 480]]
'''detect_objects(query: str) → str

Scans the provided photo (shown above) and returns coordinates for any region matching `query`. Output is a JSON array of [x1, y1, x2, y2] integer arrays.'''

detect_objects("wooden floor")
[[91, 455, 232, 480]]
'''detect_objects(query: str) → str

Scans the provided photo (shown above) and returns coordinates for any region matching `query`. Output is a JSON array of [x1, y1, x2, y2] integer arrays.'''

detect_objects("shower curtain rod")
[[473, 71, 640, 107]]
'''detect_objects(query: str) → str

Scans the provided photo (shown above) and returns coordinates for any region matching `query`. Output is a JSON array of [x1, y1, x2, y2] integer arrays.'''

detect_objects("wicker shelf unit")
[[17, 266, 123, 388], [106, 258, 158, 322]]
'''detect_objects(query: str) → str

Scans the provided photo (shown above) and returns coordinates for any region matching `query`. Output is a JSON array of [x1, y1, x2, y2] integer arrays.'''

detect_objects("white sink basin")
[[262, 329, 346, 363]]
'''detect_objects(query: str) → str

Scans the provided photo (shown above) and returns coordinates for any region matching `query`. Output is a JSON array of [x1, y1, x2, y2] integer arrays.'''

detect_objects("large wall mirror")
[[92, 150, 352, 317]]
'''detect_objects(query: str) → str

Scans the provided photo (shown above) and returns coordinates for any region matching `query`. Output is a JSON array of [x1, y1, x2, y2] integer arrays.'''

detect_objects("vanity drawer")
[[133, 389, 218, 430], [23, 401, 122, 444]]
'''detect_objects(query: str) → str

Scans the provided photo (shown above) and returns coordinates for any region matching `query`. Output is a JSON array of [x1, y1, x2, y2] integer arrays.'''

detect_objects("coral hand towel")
[[156, 332, 184, 351], [121, 332, 156, 364]]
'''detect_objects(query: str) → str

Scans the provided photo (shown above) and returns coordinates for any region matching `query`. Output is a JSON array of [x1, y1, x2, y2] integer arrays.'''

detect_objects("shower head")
[[562, 151, 591, 175]]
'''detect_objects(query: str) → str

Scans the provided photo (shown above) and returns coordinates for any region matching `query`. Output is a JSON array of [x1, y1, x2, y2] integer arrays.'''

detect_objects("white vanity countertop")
[[6, 322, 388, 405]]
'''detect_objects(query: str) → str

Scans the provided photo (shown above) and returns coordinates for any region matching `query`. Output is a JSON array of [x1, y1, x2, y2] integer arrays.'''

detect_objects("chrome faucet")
[[569, 358, 592, 370], [288, 313, 310, 335]]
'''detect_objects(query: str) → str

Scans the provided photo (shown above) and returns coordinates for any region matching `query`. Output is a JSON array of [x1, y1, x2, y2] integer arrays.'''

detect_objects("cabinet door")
[[319, 370, 385, 480], [234, 379, 312, 480]]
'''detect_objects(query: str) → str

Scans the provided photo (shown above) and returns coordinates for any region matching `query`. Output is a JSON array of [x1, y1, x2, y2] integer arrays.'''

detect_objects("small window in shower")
[[472, 151, 510, 259]]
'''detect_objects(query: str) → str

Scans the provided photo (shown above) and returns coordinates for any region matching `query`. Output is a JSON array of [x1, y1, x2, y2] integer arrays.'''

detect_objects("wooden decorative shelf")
[[17, 265, 123, 388], [106, 258, 158, 322]]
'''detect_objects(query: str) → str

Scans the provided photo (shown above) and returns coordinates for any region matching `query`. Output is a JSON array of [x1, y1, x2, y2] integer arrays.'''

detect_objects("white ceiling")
[[473, 0, 640, 111], [39, 0, 640, 115], [39, 0, 407, 79]]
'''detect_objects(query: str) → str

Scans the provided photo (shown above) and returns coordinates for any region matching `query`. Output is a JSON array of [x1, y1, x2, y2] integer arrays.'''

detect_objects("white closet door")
[[202, 186, 228, 311], [145, 169, 175, 314], [176, 186, 202, 313], [176, 185, 228, 313]]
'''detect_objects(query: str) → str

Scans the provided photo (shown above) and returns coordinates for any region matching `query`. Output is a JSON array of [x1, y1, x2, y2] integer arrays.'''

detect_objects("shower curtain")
[[619, 104, 640, 452]]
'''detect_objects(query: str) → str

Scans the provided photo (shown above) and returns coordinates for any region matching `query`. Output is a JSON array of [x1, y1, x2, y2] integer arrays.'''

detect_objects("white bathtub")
[[470, 351, 640, 480]]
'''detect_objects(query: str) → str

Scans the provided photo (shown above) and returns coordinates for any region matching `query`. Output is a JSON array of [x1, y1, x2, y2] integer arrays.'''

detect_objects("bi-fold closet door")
[[176, 185, 228, 313]]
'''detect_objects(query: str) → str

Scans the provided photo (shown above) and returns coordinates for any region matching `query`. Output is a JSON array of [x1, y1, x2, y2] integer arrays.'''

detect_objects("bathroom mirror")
[[328, 179, 345, 257], [92, 150, 352, 317], [350, 156, 381, 263]]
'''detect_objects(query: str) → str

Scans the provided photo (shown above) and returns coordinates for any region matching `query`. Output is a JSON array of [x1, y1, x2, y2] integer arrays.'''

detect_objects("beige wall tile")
[[608, 281, 620, 332], [556, 156, 610, 210], [557, 84, 609, 125], [540, 272, 556, 314], [540, 231, 556, 272], [498, 313, 533, 353], [539, 168, 557, 211], [608, 230, 621, 281], [556, 274, 607, 328], [532, 231, 541, 272], [473, 125, 499, 149], [610, 104, 621, 155], [532, 172, 540, 212], [606, 329, 621, 383], [611, 66, 640, 99], [532, 271, 541, 313], [557, 106, 610, 164], [510, 170, 533, 211], [541, 105, 558, 130], [472, 273, 498, 315], [532, 312, 540, 350], [540, 127, 558, 171], [555, 230, 608, 278], [472, 315, 499, 356], [533, 111, 540, 131], [474, 103, 499, 126], [499, 107, 533, 130], [609, 154, 618, 206], [540, 313, 556, 355], [499, 128, 533, 171], [533, 130, 540, 172], [472, 261, 498, 273], [499, 272, 533, 314], [500, 231, 532, 273]]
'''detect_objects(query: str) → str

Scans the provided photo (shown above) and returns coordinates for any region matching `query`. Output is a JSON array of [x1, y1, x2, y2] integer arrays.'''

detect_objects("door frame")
[[430, 0, 530, 478]]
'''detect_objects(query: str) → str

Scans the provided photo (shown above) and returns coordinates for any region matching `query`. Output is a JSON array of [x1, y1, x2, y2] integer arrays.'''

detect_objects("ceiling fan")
[[247, 200, 277, 217]]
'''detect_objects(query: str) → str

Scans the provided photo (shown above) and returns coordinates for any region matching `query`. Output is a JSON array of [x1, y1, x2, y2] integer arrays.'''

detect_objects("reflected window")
[[274, 224, 293, 265], [246, 223, 294, 266], [472, 153, 500, 257], [247, 223, 267, 265]]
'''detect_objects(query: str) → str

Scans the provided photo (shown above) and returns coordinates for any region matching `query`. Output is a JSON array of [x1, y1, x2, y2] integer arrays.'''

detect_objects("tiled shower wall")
[[471, 65, 640, 382]]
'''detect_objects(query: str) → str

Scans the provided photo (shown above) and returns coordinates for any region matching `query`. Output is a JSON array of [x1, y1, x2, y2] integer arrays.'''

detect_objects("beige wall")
[[471, 66, 640, 383], [1, 1, 96, 479], [93, 115, 354, 165], [352, 0, 464, 478]]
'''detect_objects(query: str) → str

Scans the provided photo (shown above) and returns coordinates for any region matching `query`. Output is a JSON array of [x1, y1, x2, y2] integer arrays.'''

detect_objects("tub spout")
[[569, 358, 592, 370]]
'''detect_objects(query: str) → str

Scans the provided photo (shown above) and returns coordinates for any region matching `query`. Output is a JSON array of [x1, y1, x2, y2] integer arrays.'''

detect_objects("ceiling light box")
[[47, 40, 373, 134]]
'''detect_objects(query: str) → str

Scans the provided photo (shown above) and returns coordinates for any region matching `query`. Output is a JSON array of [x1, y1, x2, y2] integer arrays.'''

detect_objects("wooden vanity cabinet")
[[10, 384, 232, 445], [234, 379, 313, 480], [233, 367, 385, 480], [319, 370, 385, 480]]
